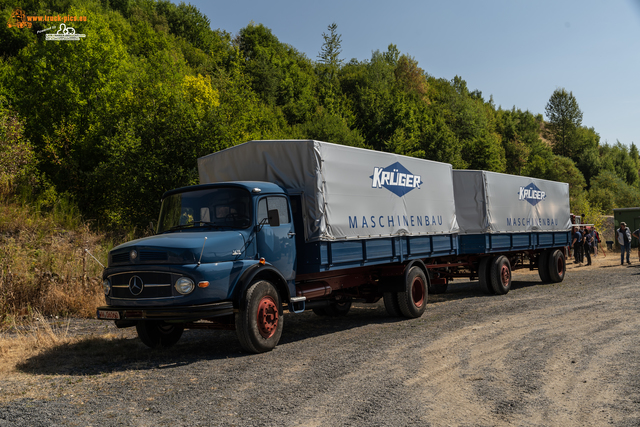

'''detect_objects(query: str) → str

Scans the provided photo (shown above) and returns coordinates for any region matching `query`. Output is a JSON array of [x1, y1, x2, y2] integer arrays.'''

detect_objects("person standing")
[[571, 226, 583, 264], [617, 222, 632, 265], [592, 227, 600, 257], [582, 227, 592, 266], [633, 227, 640, 262]]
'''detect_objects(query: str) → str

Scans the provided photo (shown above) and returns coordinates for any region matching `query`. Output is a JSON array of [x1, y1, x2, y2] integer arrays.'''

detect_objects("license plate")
[[98, 310, 120, 320]]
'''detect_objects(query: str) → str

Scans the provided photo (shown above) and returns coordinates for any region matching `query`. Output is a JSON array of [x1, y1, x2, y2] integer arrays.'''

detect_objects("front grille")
[[111, 285, 172, 298], [109, 272, 174, 298], [112, 253, 129, 264]]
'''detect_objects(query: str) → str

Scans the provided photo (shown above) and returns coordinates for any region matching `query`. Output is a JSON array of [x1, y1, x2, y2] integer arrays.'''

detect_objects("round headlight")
[[103, 279, 111, 296], [174, 277, 195, 295]]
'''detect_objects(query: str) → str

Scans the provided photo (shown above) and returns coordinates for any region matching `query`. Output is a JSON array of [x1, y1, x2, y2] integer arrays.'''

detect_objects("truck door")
[[256, 196, 296, 281]]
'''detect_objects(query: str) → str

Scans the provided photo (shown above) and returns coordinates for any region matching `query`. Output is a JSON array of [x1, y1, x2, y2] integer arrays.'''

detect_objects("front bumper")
[[96, 301, 235, 322]]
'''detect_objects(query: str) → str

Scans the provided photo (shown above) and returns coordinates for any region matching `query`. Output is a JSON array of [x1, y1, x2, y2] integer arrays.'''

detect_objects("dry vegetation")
[[0, 200, 111, 327]]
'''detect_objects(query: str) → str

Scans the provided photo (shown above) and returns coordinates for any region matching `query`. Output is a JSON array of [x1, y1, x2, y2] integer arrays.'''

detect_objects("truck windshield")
[[157, 187, 252, 233]]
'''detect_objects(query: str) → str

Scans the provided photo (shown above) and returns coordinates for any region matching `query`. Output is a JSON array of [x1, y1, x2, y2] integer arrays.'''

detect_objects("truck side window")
[[257, 197, 290, 225]]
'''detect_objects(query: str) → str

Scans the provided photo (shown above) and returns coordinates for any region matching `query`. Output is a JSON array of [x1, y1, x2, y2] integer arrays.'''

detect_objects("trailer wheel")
[[478, 257, 494, 295], [397, 267, 428, 318], [548, 249, 566, 283], [490, 255, 512, 295], [136, 321, 184, 348], [538, 250, 551, 283], [383, 292, 402, 317], [235, 280, 283, 353]]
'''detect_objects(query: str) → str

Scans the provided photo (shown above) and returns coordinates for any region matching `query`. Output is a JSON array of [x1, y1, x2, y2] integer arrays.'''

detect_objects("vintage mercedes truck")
[[96, 140, 571, 353]]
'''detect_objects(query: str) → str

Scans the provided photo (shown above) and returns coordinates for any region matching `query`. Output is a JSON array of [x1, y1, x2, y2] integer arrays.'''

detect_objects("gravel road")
[[1, 255, 640, 426]]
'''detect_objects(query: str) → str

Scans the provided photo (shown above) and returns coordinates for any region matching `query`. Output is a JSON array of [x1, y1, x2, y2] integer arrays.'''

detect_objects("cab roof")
[[161, 181, 286, 200]]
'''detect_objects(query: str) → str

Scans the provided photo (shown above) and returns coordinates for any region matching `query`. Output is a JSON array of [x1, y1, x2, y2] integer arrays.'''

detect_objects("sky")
[[186, 0, 640, 147]]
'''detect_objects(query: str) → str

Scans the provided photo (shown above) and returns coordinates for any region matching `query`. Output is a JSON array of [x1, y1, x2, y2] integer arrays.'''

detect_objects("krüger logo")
[[370, 162, 421, 197], [518, 183, 546, 206]]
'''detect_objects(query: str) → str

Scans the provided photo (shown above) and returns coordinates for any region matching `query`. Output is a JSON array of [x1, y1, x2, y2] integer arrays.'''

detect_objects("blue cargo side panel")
[[298, 234, 457, 274], [458, 231, 571, 255]]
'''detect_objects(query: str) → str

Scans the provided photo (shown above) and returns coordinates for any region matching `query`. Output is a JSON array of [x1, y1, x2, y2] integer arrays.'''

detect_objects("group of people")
[[571, 225, 601, 265], [573, 221, 640, 266], [616, 222, 640, 265]]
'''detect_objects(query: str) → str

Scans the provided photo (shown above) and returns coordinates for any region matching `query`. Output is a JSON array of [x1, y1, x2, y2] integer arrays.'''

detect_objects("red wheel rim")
[[557, 257, 564, 275], [411, 277, 425, 308], [256, 296, 279, 339], [501, 264, 510, 287]]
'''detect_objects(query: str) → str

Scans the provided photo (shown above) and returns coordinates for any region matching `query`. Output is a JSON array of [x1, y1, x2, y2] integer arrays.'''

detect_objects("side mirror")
[[267, 209, 280, 227]]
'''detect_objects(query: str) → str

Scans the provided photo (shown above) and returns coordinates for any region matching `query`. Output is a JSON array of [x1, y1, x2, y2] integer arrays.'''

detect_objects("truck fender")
[[403, 260, 430, 287], [380, 260, 430, 293], [233, 263, 291, 309]]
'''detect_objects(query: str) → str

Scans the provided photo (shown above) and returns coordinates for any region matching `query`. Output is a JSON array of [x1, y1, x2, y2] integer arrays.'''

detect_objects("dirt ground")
[[1, 249, 639, 426]]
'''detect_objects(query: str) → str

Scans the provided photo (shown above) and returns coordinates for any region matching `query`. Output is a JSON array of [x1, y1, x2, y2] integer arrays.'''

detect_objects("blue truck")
[[97, 140, 571, 353]]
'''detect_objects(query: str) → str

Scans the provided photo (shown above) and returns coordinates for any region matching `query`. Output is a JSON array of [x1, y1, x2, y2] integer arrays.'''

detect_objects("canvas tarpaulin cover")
[[452, 170, 571, 234], [198, 140, 458, 242]]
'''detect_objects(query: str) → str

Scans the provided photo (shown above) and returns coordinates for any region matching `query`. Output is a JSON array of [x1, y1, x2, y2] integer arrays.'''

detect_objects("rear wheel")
[[235, 280, 283, 353], [383, 292, 402, 317], [538, 250, 551, 283], [136, 321, 184, 348], [397, 267, 428, 318], [478, 257, 494, 294], [490, 255, 512, 295], [548, 249, 566, 283]]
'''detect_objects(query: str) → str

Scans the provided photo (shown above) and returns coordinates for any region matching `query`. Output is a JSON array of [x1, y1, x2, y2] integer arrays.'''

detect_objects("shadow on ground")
[[16, 277, 542, 377]]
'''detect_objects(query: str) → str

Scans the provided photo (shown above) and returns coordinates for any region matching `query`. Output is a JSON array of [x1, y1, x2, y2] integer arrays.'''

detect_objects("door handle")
[[288, 232, 296, 238]]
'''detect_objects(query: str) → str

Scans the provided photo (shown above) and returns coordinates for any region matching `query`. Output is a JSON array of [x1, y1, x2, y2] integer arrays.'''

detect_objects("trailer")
[[441, 170, 571, 295], [96, 140, 571, 353]]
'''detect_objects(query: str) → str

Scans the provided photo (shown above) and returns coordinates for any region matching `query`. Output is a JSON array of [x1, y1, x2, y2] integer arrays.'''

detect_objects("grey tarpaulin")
[[198, 140, 459, 242], [452, 170, 571, 234]]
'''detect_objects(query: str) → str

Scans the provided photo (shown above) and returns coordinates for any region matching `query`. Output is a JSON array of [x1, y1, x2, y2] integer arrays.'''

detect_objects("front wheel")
[[397, 267, 428, 318], [235, 280, 283, 353], [136, 321, 184, 348]]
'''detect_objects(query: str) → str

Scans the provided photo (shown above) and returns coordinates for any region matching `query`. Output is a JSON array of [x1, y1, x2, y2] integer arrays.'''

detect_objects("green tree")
[[544, 88, 583, 157], [588, 170, 640, 212], [317, 22, 343, 114]]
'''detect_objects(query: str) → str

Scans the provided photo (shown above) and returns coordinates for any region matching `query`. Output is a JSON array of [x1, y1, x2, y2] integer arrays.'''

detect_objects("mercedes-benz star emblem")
[[129, 275, 144, 295]]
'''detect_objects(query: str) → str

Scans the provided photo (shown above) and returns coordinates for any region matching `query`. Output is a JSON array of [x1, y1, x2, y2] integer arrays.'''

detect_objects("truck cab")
[[98, 181, 297, 353]]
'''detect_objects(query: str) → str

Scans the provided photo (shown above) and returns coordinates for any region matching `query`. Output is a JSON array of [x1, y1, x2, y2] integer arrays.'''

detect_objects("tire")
[[538, 250, 551, 283], [313, 299, 352, 317], [383, 292, 402, 317], [235, 280, 283, 353], [136, 321, 184, 348], [324, 299, 352, 317], [397, 267, 428, 318], [312, 307, 328, 316], [478, 257, 494, 294], [490, 255, 512, 295], [548, 249, 566, 283]]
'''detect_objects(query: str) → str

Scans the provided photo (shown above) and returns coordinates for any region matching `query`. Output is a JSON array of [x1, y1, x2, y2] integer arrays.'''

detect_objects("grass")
[[0, 198, 113, 327]]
